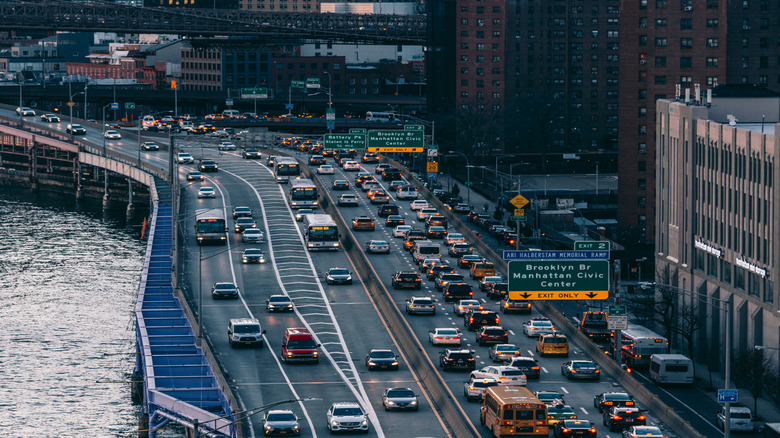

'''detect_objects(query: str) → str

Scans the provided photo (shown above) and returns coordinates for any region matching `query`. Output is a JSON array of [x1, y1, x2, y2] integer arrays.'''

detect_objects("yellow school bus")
[[481, 386, 548, 437]]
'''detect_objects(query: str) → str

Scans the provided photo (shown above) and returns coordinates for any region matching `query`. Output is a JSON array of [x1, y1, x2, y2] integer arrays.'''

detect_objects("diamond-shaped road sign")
[[510, 194, 529, 209]]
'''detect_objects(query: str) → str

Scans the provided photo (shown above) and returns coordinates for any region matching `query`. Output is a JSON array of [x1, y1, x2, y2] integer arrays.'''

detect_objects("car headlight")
[[264, 425, 272, 430], [386, 400, 396, 406], [410, 400, 418, 405], [391, 361, 399, 366], [360, 420, 368, 426], [331, 421, 339, 427], [292, 425, 299, 431], [326, 275, 333, 280], [367, 361, 376, 366]]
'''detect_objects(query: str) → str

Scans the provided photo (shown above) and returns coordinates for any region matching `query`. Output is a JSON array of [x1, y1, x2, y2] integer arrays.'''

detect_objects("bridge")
[[0, 0, 427, 44]]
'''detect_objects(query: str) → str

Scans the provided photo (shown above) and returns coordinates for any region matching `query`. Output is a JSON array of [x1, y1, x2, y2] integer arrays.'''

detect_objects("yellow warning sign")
[[427, 162, 439, 172], [510, 194, 529, 209], [514, 209, 524, 217]]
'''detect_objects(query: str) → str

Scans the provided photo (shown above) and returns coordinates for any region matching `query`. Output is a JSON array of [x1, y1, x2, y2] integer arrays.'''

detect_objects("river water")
[[0, 187, 148, 437]]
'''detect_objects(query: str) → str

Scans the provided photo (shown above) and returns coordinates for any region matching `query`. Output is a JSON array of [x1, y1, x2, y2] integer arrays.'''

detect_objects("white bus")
[[649, 354, 694, 385], [613, 324, 669, 367], [289, 179, 319, 209], [366, 111, 396, 122], [141, 115, 156, 129], [273, 157, 301, 183], [302, 214, 339, 251]]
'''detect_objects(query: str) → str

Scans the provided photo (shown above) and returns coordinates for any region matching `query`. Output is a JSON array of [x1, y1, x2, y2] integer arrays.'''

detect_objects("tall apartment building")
[[181, 45, 278, 91], [618, 0, 780, 243], [656, 97, 779, 363], [452, 0, 621, 157]]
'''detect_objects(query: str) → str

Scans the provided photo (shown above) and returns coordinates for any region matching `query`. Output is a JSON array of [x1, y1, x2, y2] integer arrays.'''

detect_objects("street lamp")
[[195, 396, 322, 436], [495, 155, 512, 195], [67, 81, 85, 126], [102, 102, 116, 156], [323, 71, 333, 133], [447, 151, 471, 205]]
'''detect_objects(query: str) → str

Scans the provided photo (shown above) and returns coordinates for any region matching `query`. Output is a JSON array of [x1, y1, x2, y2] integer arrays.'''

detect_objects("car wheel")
[[347, 280, 353, 285], [229, 339, 235, 348], [432, 309, 436, 315], [609, 424, 617, 432]]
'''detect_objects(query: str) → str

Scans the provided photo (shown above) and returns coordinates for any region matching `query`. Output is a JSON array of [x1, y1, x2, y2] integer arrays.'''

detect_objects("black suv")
[[443, 282, 474, 302], [199, 160, 218, 172], [593, 392, 636, 413], [487, 283, 509, 299], [439, 349, 476, 372], [391, 271, 422, 289], [603, 407, 645, 431], [465, 310, 500, 330], [382, 168, 403, 181], [378, 204, 400, 217]]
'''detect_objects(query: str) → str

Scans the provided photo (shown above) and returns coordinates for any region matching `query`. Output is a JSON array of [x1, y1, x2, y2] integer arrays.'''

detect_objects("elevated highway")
[[0, 0, 426, 44]]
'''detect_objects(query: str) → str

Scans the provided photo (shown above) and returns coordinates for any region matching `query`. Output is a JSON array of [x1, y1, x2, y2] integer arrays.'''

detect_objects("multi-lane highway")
[[4, 108, 727, 438]]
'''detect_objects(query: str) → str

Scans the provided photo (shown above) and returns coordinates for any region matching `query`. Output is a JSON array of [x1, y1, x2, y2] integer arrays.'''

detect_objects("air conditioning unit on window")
[[683, 5, 693, 10], [742, 25, 751, 29], [640, 23, 647, 28], [639, 60, 647, 64]]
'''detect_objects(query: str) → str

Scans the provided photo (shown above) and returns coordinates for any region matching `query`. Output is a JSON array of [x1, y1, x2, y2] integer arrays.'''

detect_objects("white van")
[[412, 241, 441, 263], [648, 353, 694, 385], [397, 186, 418, 200], [222, 109, 240, 118]]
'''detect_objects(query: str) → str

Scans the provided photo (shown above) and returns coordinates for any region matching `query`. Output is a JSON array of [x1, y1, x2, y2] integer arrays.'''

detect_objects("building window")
[[707, 76, 719, 86], [639, 107, 647, 117], [639, 89, 647, 99], [721, 259, 732, 284], [742, 57, 750, 69], [461, 31, 469, 37], [461, 67, 469, 74], [760, 75, 768, 85], [639, 143, 647, 154], [706, 57, 718, 66], [477, 44, 485, 51], [655, 18, 666, 27], [707, 18, 719, 28], [656, 0, 667, 7], [681, 38, 693, 48], [655, 38, 667, 47], [655, 75, 667, 84], [655, 56, 667, 66], [638, 160, 647, 170], [460, 80, 468, 86], [680, 75, 692, 86], [706, 38, 719, 47], [680, 57, 692, 68], [735, 266, 746, 290], [639, 35, 648, 46], [638, 71, 647, 82], [760, 56, 769, 67], [461, 19, 469, 25], [461, 92, 469, 98]]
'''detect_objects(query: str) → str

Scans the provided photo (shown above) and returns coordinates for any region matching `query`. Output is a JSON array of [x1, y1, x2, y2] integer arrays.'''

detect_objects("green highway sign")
[[405, 124, 424, 131], [350, 128, 366, 134], [428, 144, 438, 149], [508, 260, 610, 301], [241, 88, 268, 98], [324, 133, 366, 149], [125, 102, 135, 109], [510, 216, 526, 222], [306, 78, 320, 88], [465, 181, 474, 187], [574, 241, 610, 251], [291, 80, 305, 88], [367, 129, 424, 152], [608, 304, 626, 315]]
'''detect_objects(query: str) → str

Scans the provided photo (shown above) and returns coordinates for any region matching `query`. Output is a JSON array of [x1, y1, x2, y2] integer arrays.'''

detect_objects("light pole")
[[197, 397, 322, 436], [84, 82, 88, 120], [17, 71, 23, 117], [68, 82, 85, 126], [447, 151, 471, 206], [287, 84, 293, 116], [495, 155, 511, 195], [101, 102, 115, 156], [323, 71, 333, 133]]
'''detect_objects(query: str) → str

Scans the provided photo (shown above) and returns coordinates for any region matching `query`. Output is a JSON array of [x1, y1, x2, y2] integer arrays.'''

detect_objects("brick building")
[[66, 51, 165, 89], [617, 0, 780, 243]]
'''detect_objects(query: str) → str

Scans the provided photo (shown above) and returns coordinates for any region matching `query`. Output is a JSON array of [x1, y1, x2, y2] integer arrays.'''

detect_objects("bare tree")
[[731, 348, 776, 417], [671, 299, 706, 379]]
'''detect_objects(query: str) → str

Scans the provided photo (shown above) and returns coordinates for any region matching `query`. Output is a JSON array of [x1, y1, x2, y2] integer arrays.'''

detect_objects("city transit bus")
[[481, 386, 548, 437], [273, 157, 301, 183], [288, 179, 319, 209], [612, 324, 669, 367], [302, 214, 340, 251], [195, 208, 227, 245], [366, 111, 396, 122]]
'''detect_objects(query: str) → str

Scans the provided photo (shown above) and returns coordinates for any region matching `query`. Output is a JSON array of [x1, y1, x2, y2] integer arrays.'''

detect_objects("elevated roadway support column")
[[29, 141, 38, 192], [75, 161, 84, 201], [103, 169, 110, 211], [126, 179, 135, 222]]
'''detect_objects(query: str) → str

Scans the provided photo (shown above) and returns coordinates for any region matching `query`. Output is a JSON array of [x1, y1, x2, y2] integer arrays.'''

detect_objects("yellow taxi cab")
[[536, 333, 569, 357], [469, 261, 496, 279]]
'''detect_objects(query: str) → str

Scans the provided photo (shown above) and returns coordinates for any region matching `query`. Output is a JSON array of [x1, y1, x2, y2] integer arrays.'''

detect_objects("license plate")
[[347, 428, 353, 431], [626, 419, 633, 423]]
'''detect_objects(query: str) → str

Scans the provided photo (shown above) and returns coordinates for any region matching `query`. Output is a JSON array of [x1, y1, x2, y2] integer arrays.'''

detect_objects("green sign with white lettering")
[[324, 133, 366, 149], [367, 129, 424, 152], [508, 260, 610, 301], [574, 241, 610, 251]]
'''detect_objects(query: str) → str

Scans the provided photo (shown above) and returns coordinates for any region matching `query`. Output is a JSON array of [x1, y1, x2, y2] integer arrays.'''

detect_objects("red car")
[[475, 326, 509, 345]]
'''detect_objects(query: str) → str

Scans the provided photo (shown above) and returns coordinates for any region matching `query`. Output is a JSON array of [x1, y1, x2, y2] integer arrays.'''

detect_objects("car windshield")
[[387, 389, 414, 398], [496, 345, 517, 352], [237, 218, 253, 224], [731, 412, 752, 419], [448, 352, 472, 359], [245, 230, 261, 235], [370, 351, 394, 358], [633, 427, 663, 434], [330, 269, 349, 275], [606, 393, 631, 401], [535, 321, 553, 327], [334, 408, 363, 416], [215, 284, 235, 290], [460, 300, 480, 306], [484, 329, 504, 335], [234, 324, 259, 333], [287, 340, 317, 349], [269, 296, 290, 303], [267, 412, 297, 422], [414, 299, 433, 305], [244, 250, 263, 255], [513, 360, 536, 367]]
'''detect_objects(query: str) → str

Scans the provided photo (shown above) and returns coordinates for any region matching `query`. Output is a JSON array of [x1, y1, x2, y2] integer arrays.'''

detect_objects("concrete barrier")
[[298, 156, 480, 438]]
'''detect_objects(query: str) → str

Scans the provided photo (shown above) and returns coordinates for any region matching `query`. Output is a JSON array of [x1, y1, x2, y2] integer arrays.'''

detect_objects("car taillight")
[[589, 428, 597, 433], [561, 429, 571, 434], [626, 401, 634, 405], [604, 401, 613, 405], [638, 415, 646, 420], [532, 366, 539, 370]]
